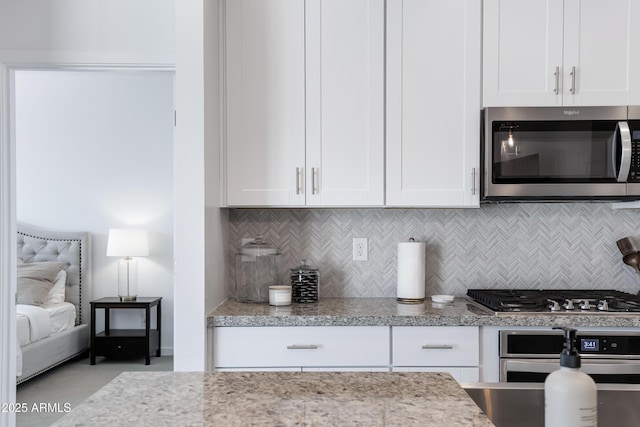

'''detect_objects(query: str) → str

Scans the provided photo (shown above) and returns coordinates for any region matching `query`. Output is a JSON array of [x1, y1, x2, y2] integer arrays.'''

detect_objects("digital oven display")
[[580, 338, 599, 352]]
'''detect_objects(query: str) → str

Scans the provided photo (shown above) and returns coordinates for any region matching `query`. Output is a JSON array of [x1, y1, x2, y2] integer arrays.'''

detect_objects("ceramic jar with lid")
[[290, 260, 319, 303], [235, 237, 281, 303]]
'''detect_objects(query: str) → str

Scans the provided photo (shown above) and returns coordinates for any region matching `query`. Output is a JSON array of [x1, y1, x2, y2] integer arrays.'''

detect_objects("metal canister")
[[290, 260, 319, 303]]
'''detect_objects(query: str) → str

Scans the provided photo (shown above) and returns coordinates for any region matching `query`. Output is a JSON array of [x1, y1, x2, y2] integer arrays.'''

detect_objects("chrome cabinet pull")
[[311, 167, 318, 194], [553, 66, 560, 94], [287, 344, 319, 350], [295, 167, 302, 195], [570, 66, 576, 94], [471, 168, 476, 195], [422, 344, 454, 350]]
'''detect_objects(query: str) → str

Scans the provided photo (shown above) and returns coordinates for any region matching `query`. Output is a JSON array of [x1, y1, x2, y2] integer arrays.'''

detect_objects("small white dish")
[[431, 295, 454, 304]]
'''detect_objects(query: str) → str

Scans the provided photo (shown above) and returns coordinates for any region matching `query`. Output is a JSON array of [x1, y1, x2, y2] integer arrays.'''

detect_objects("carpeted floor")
[[16, 354, 173, 426]]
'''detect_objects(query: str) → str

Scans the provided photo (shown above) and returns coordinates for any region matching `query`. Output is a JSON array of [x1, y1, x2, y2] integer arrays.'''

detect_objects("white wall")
[[0, 63, 18, 427], [174, 0, 226, 371], [0, 0, 222, 376], [0, 3, 176, 423], [204, 0, 228, 369], [15, 69, 175, 354], [0, 0, 175, 64]]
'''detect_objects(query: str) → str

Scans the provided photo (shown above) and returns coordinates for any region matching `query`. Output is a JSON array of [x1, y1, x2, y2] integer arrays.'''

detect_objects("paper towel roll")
[[396, 240, 426, 303]]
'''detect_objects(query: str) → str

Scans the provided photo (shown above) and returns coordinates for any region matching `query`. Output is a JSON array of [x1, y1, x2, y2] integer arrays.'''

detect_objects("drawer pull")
[[422, 344, 454, 350], [287, 345, 319, 350]]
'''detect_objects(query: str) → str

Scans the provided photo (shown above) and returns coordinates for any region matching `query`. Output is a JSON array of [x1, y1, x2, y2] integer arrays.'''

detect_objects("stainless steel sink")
[[462, 383, 640, 427]]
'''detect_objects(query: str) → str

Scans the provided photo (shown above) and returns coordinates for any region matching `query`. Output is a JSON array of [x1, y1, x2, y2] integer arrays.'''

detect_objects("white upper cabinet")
[[224, 0, 306, 206], [483, 0, 563, 107], [385, 0, 481, 207], [305, 0, 385, 206], [484, 0, 637, 107], [224, 0, 384, 207]]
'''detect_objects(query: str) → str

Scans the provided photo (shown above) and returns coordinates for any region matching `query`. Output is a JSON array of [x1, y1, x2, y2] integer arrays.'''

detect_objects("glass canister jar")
[[290, 260, 319, 303], [235, 237, 281, 303]]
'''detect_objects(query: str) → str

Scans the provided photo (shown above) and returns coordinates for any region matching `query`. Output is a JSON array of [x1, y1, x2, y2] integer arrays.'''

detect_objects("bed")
[[16, 223, 91, 384]]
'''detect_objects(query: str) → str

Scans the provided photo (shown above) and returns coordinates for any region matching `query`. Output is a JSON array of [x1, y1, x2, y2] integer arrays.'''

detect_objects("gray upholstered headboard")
[[16, 223, 91, 325]]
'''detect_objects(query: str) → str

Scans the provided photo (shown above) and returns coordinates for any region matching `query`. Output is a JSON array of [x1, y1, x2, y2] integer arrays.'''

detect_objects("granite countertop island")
[[53, 371, 494, 426], [208, 297, 640, 328]]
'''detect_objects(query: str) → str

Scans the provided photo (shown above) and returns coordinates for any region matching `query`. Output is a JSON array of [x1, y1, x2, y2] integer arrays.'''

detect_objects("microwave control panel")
[[629, 129, 640, 182]]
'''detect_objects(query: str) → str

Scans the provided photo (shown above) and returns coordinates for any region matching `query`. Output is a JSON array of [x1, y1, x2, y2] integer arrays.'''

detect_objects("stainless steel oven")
[[482, 106, 640, 201], [500, 330, 640, 384]]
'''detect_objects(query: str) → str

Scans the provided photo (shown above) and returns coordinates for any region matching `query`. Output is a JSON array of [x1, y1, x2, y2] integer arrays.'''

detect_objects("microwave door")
[[483, 107, 630, 201]]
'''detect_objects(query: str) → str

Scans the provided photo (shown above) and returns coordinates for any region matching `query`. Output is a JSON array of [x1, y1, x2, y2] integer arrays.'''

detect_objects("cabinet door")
[[563, 0, 633, 106], [483, 0, 564, 107], [631, 1, 640, 104], [224, 0, 306, 206], [386, 0, 481, 207], [305, 0, 384, 206]]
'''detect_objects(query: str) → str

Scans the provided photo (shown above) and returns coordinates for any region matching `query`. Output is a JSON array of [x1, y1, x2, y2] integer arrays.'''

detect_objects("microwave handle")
[[616, 121, 632, 182]]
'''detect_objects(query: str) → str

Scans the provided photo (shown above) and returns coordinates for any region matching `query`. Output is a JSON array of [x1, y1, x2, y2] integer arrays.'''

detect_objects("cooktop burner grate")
[[467, 289, 640, 313]]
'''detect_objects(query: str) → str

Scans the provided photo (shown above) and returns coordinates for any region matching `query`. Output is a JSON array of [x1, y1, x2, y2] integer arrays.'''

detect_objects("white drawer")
[[214, 326, 390, 368], [392, 326, 479, 367]]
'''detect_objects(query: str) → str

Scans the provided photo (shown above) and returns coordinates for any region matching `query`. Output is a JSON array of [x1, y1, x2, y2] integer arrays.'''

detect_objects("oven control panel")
[[578, 335, 637, 355], [501, 331, 640, 357]]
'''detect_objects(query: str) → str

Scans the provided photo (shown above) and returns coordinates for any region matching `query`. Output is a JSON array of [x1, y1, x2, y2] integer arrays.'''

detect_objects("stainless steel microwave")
[[482, 106, 640, 202]]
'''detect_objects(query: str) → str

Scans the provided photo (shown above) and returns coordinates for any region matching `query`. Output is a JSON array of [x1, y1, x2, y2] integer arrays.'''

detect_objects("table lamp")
[[106, 228, 149, 301]]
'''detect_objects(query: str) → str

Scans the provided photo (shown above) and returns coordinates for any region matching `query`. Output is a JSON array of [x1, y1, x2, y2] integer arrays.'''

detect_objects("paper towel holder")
[[396, 237, 426, 304]]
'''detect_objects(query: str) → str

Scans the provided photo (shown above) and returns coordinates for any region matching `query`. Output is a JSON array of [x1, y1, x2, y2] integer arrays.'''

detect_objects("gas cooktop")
[[467, 289, 640, 314]]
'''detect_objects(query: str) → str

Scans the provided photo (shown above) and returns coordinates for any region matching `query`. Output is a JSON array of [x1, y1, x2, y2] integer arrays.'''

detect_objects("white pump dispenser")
[[544, 326, 597, 427]]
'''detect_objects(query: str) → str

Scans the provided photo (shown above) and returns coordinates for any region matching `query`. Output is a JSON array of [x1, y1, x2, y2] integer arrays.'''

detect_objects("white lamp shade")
[[106, 229, 149, 257]]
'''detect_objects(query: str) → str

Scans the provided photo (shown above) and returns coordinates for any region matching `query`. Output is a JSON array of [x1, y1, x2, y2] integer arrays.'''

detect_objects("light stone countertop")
[[208, 297, 640, 328], [53, 371, 494, 427]]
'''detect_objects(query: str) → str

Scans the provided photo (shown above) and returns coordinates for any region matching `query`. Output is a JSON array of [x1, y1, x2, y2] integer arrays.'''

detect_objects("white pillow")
[[17, 262, 65, 306], [45, 269, 67, 305]]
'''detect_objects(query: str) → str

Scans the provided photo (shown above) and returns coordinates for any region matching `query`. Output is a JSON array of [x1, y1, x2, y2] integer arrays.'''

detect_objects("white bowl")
[[431, 295, 454, 304]]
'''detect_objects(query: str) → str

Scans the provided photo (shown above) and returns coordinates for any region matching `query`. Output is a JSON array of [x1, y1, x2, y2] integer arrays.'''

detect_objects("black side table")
[[90, 297, 162, 365]]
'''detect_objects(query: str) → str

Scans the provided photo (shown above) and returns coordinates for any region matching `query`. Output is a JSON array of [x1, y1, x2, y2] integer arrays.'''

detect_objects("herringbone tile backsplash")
[[227, 204, 640, 298]]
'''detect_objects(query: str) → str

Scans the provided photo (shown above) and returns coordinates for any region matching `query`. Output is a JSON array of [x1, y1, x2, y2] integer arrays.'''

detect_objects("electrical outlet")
[[353, 238, 368, 261]]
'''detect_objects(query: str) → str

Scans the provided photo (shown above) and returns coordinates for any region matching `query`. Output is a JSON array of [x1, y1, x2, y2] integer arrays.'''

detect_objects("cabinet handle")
[[295, 167, 303, 195], [570, 66, 576, 94], [311, 167, 318, 195], [471, 168, 476, 196], [422, 344, 454, 350], [287, 344, 319, 350], [553, 66, 560, 94]]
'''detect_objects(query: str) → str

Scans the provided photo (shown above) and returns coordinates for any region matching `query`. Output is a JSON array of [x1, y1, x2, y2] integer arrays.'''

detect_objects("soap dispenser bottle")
[[544, 326, 597, 427]]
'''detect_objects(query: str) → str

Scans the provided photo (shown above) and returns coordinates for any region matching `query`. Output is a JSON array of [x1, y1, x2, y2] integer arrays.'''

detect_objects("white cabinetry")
[[484, 0, 638, 107], [214, 326, 390, 371], [385, 0, 481, 207], [224, 0, 305, 206], [224, 0, 384, 207], [391, 326, 480, 382], [214, 325, 482, 381]]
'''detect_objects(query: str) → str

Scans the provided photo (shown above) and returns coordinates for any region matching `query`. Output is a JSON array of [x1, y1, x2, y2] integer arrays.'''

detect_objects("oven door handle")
[[504, 359, 640, 375]]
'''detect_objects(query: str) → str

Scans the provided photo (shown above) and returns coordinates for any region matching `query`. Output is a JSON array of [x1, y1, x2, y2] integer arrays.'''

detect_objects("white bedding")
[[16, 302, 76, 347]]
